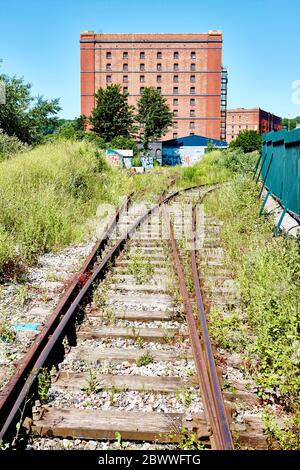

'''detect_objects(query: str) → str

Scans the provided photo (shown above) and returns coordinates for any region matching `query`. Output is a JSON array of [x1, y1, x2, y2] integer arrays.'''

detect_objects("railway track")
[[0, 185, 237, 450]]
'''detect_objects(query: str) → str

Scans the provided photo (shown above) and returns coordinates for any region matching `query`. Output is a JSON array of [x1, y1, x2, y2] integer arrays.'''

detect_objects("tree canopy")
[[229, 129, 262, 153], [90, 84, 135, 142], [0, 74, 60, 144], [136, 87, 172, 150], [282, 116, 300, 131]]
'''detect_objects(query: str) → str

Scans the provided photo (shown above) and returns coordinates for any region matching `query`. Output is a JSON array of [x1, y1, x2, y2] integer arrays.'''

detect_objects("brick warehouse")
[[226, 108, 282, 143], [80, 31, 227, 141]]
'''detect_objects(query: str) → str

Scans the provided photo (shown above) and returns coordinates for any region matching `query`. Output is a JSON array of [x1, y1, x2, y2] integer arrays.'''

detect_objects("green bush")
[[0, 129, 28, 161]]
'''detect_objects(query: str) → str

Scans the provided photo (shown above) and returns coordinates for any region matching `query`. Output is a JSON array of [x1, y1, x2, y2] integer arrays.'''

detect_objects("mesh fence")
[[261, 128, 300, 217]]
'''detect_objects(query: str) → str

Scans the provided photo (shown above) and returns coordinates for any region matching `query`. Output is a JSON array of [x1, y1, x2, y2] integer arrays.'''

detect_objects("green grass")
[[0, 141, 176, 279], [0, 141, 249, 280], [203, 176, 300, 448]]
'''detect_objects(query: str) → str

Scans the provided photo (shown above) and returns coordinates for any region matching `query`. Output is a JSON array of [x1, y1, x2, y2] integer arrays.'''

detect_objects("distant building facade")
[[80, 31, 227, 141], [162, 134, 227, 166], [226, 108, 282, 143]]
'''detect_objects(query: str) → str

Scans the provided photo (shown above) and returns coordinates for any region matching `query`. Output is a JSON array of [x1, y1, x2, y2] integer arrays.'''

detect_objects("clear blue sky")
[[1, 0, 299, 119]]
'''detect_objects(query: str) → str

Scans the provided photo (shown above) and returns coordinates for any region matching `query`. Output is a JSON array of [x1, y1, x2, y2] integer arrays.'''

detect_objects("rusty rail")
[[0, 186, 196, 441], [0, 195, 132, 439], [162, 200, 233, 450], [0, 184, 232, 448]]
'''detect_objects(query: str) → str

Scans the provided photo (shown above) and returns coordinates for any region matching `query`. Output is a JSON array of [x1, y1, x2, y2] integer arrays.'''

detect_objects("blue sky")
[[0, 0, 299, 119]]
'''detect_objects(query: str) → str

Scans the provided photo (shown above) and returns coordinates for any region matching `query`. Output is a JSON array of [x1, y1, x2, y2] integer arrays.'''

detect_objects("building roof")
[[162, 134, 227, 148]]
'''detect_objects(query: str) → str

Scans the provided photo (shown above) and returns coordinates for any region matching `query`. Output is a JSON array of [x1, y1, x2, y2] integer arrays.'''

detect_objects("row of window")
[[173, 121, 196, 129], [106, 63, 198, 71], [231, 115, 249, 121], [173, 109, 196, 117], [231, 125, 249, 130], [105, 51, 197, 60], [106, 74, 197, 83], [120, 85, 197, 95]]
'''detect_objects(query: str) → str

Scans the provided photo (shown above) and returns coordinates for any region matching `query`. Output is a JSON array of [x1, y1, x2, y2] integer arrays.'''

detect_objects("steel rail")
[[191, 202, 233, 449], [162, 195, 233, 450], [0, 185, 200, 442], [0, 195, 132, 438]]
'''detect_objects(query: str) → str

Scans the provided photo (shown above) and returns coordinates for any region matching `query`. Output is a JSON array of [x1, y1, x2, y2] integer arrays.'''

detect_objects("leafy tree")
[[54, 115, 87, 139], [90, 84, 135, 142], [282, 116, 300, 131], [0, 74, 60, 144], [109, 135, 138, 157], [136, 87, 172, 151], [229, 129, 262, 153]]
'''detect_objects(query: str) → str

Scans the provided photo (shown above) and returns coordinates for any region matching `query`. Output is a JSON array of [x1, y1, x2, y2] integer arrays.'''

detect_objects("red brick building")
[[80, 31, 227, 141], [226, 108, 282, 143]]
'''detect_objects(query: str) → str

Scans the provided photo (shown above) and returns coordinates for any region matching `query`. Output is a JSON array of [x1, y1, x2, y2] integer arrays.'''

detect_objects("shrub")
[[0, 129, 28, 161]]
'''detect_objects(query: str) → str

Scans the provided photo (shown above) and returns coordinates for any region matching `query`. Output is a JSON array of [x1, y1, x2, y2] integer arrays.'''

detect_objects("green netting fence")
[[258, 128, 300, 219]]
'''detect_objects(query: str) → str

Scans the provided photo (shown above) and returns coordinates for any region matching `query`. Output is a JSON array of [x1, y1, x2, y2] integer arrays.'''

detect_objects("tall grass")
[[204, 177, 300, 447], [176, 149, 258, 187], [0, 141, 247, 279], [0, 141, 119, 277]]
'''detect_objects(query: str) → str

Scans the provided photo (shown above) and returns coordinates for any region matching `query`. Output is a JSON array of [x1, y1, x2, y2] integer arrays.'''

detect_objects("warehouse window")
[[191, 51, 196, 59], [123, 63, 128, 71], [173, 87, 178, 94], [173, 63, 179, 71], [157, 63, 162, 71], [157, 51, 162, 59], [106, 75, 112, 83], [140, 63, 145, 71], [173, 121, 178, 128], [173, 75, 179, 83], [140, 87, 145, 94], [106, 51, 112, 59], [157, 75, 162, 83], [190, 98, 195, 106], [191, 63, 196, 71], [140, 51, 145, 59], [123, 52, 128, 59], [190, 109, 195, 117], [190, 132, 195, 136], [173, 133, 178, 139], [123, 75, 128, 82], [140, 75, 145, 82], [123, 87, 128, 94], [157, 87, 162, 93], [174, 51, 179, 59], [190, 87, 195, 94], [190, 121, 195, 129], [106, 63, 111, 71], [173, 98, 178, 106], [173, 109, 178, 117], [190, 75, 196, 83]]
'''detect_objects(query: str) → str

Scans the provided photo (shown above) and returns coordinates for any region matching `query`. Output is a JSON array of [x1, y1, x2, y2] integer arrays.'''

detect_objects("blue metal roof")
[[162, 134, 227, 148]]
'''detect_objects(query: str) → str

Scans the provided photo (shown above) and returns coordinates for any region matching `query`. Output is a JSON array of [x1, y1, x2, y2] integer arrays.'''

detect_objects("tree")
[[90, 85, 135, 142], [0, 74, 60, 144], [136, 87, 172, 151], [282, 116, 300, 131], [229, 130, 262, 153]]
